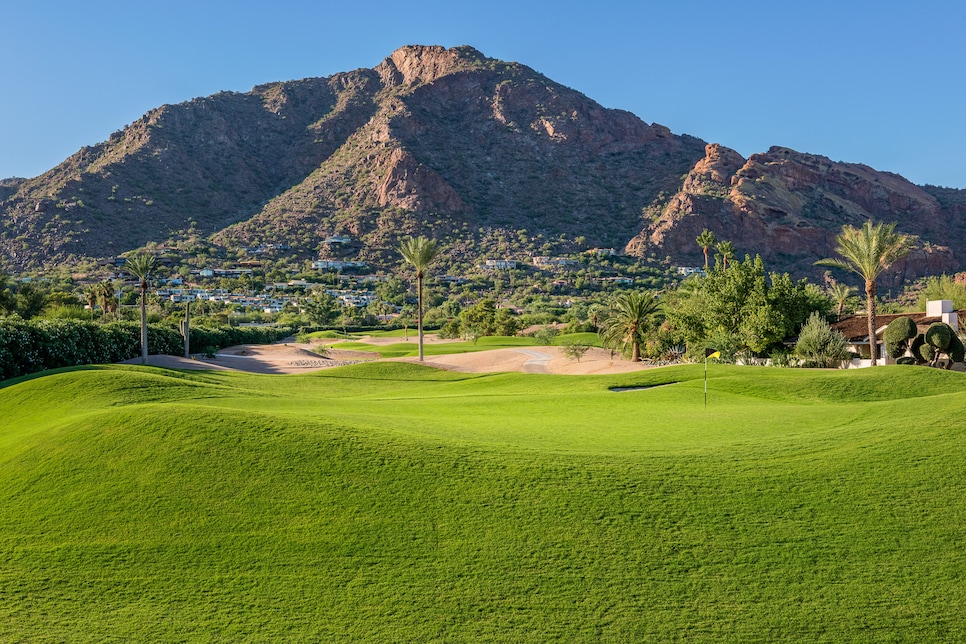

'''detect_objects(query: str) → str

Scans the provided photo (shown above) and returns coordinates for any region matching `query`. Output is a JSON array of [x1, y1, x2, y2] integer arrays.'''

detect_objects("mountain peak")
[[377, 44, 487, 88]]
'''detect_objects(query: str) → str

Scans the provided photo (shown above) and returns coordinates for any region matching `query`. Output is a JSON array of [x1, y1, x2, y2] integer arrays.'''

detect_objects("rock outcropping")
[[626, 144, 962, 287]]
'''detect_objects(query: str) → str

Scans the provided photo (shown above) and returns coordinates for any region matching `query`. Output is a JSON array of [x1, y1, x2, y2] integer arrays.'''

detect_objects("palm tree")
[[696, 229, 717, 270], [599, 291, 660, 362], [99, 281, 119, 320], [83, 285, 99, 320], [827, 282, 857, 320], [716, 240, 736, 270], [816, 221, 912, 366], [398, 236, 441, 361], [124, 254, 158, 364]]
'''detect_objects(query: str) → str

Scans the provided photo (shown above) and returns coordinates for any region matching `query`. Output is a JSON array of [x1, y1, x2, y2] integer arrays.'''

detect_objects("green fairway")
[[331, 333, 601, 358], [2, 363, 966, 640]]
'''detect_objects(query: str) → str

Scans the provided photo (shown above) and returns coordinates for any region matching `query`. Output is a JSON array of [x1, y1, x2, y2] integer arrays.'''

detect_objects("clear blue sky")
[[3, 0, 963, 187]]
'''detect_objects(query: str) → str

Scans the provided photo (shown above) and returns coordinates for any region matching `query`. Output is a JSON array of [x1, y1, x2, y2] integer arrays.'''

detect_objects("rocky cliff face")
[[626, 144, 963, 288], [1, 44, 964, 283]]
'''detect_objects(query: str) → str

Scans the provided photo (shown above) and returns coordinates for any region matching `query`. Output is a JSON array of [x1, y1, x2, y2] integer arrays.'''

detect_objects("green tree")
[[125, 254, 159, 364], [494, 308, 522, 337], [398, 236, 442, 361], [663, 255, 830, 357], [460, 299, 497, 341], [599, 291, 660, 362], [0, 274, 14, 315], [816, 221, 912, 366], [14, 283, 47, 320], [917, 274, 966, 311], [696, 229, 717, 270], [375, 275, 408, 307], [303, 289, 339, 327]]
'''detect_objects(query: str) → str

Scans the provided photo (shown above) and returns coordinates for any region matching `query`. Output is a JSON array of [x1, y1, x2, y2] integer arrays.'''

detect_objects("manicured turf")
[[332, 333, 601, 358], [2, 363, 966, 640]]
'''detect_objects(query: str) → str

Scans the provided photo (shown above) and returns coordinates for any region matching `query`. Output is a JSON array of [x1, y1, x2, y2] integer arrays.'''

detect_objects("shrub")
[[0, 318, 293, 381], [793, 312, 850, 368], [925, 323, 952, 350], [560, 340, 591, 362], [438, 318, 462, 340], [949, 333, 965, 363], [533, 327, 560, 346], [884, 316, 918, 359], [910, 334, 927, 365], [896, 356, 918, 365]]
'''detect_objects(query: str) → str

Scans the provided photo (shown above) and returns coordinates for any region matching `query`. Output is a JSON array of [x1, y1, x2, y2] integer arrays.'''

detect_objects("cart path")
[[515, 349, 553, 374]]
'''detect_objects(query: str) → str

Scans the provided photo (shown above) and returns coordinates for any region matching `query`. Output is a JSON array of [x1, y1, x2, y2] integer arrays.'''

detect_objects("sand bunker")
[[394, 346, 657, 375], [124, 337, 657, 376], [123, 342, 378, 375]]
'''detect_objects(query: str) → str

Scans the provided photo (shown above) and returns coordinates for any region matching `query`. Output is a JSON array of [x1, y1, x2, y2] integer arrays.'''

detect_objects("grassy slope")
[[2, 364, 966, 641], [330, 333, 601, 358]]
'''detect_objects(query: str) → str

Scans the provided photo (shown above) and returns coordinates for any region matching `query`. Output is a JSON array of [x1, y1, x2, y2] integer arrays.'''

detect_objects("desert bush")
[[793, 312, 850, 368], [560, 340, 591, 362], [533, 326, 560, 346]]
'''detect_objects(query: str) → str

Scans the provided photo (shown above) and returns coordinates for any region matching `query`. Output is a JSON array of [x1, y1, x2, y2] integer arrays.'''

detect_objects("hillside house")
[[533, 256, 579, 269], [484, 259, 516, 270], [677, 266, 706, 277], [313, 259, 367, 272]]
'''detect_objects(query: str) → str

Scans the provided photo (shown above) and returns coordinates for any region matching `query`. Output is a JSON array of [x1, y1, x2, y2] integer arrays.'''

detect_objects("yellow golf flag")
[[705, 348, 720, 359]]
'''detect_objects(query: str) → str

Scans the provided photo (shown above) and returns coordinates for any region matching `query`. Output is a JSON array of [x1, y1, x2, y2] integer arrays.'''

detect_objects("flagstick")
[[704, 355, 708, 408]]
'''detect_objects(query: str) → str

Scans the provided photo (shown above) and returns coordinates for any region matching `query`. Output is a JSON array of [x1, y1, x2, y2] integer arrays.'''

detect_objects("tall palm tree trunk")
[[141, 282, 148, 364], [866, 280, 877, 366], [140, 282, 148, 364], [417, 271, 425, 361]]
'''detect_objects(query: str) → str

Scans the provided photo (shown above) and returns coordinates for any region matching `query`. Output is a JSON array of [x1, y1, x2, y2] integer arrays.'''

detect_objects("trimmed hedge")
[[0, 318, 292, 380], [925, 322, 952, 351], [884, 316, 917, 359]]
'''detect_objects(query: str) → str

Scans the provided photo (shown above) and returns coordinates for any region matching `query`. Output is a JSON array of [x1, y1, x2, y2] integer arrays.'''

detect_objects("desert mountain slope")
[[1, 45, 963, 282]]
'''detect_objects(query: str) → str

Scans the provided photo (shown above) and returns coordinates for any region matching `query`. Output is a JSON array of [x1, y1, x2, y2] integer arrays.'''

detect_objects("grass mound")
[[331, 333, 601, 358], [2, 364, 966, 640]]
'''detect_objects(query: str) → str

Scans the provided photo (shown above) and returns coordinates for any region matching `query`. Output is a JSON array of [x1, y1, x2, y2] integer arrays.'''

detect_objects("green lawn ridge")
[[329, 332, 602, 358], [2, 362, 965, 640]]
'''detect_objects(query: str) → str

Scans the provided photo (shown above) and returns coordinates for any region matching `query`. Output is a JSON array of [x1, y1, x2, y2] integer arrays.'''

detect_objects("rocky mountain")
[[1, 44, 964, 284], [630, 144, 964, 289]]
